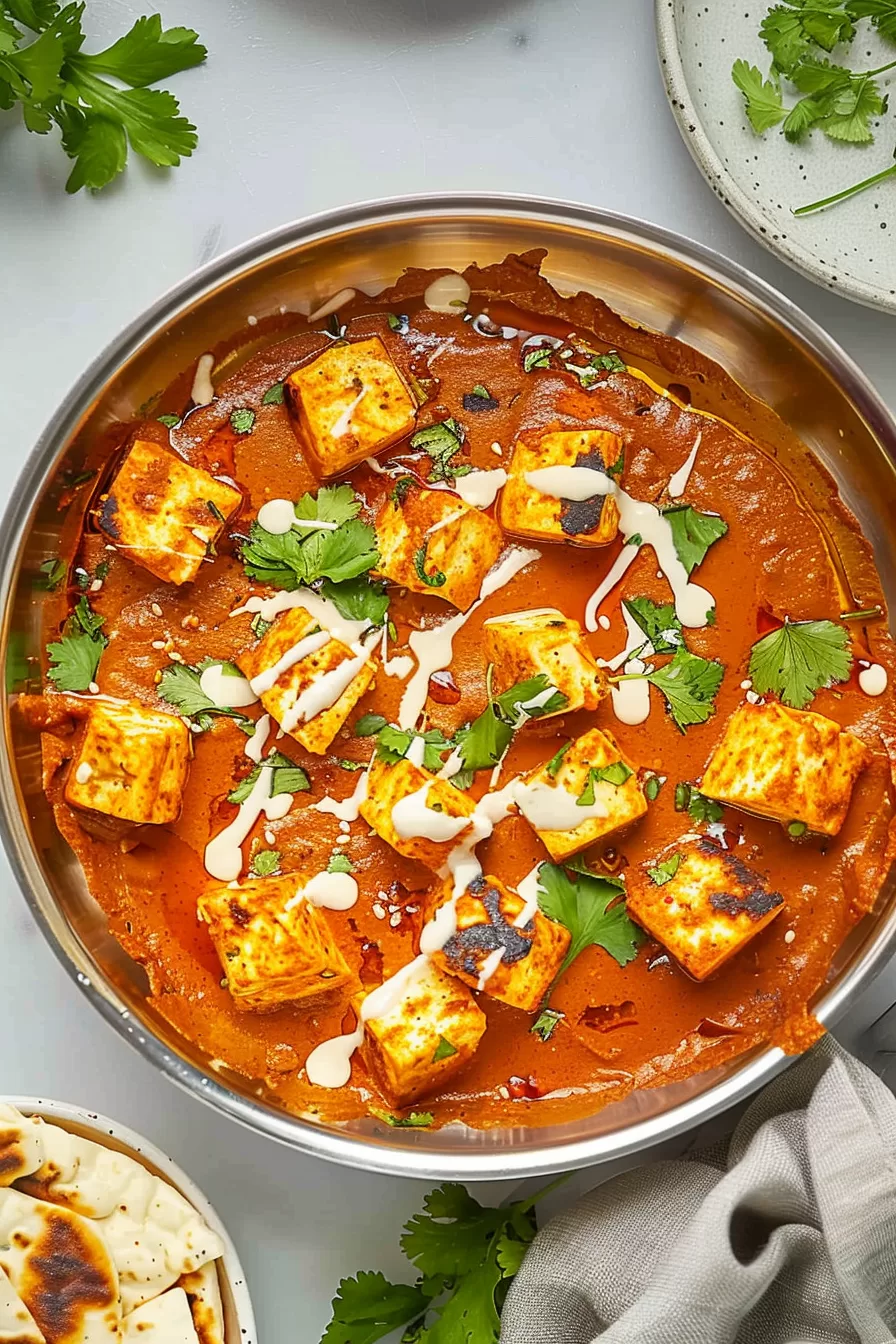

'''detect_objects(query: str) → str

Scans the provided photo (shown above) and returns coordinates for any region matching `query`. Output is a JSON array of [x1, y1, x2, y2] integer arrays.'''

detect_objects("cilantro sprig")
[[450, 674, 568, 788], [613, 647, 724, 732], [320, 1179, 564, 1344], [662, 505, 728, 576], [157, 659, 254, 733], [46, 595, 107, 691], [733, 3, 896, 214], [410, 419, 472, 483], [535, 863, 643, 1004], [623, 597, 684, 653], [228, 751, 310, 805], [748, 617, 853, 707], [374, 724, 454, 774], [0, 5, 207, 193]]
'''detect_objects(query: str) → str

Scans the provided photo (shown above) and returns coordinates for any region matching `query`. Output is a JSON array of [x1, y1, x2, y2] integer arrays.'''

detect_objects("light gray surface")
[[1, 1, 894, 1340]]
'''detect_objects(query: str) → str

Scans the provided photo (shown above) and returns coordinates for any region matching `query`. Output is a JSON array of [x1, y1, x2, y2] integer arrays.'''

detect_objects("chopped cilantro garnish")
[[157, 413, 180, 428], [674, 781, 724, 825], [615, 648, 724, 732], [522, 346, 553, 372], [157, 659, 253, 733], [536, 863, 642, 996], [410, 418, 472, 483], [662, 505, 728, 575], [451, 675, 568, 780], [375, 724, 452, 773], [241, 485, 378, 592], [386, 312, 409, 333], [46, 596, 108, 691], [644, 774, 664, 802], [370, 1110, 434, 1128], [249, 849, 281, 877], [228, 751, 310, 805], [463, 384, 499, 412], [37, 558, 66, 592], [577, 761, 633, 805], [320, 573, 389, 626], [748, 618, 852, 709], [327, 851, 355, 873], [623, 597, 684, 654], [261, 381, 285, 405], [250, 613, 272, 640], [531, 1008, 564, 1042], [647, 854, 682, 886], [432, 1035, 458, 1062], [230, 408, 256, 435], [545, 741, 572, 779], [354, 712, 388, 737], [391, 476, 415, 507]]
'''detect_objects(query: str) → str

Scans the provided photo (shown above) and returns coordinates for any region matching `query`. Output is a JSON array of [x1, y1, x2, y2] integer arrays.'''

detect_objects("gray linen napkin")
[[500, 1037, 896, 1344]]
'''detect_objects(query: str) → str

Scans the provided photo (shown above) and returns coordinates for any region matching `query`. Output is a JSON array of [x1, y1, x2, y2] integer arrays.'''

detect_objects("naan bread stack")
[[0, 1103, 226, 1343]]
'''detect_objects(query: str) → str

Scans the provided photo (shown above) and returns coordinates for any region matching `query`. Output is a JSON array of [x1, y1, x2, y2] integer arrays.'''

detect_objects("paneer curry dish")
[[27, 250, 896, 1130]]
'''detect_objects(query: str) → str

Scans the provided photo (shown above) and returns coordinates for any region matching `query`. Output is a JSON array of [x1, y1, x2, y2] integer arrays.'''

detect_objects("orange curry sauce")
[[31, 252, 896, 1129]]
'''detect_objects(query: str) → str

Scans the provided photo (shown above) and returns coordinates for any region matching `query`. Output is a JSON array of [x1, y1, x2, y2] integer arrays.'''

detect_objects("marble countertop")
[[2, 0, 895, 1339]]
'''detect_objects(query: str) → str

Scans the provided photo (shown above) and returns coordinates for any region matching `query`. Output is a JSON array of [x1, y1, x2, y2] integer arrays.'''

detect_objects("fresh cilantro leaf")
[[802, 4, 855, 49], [522, 346, 553, 372], [157, 660, 252, 732], [230, 407, 255, 434], [451, 675, 567, 779], [762, 4, 813, 69], [647, 854, 682, 886], [250, 613, 272, 640], [414, 542, 447, 588], [73, 14, 207, 86], [545, 742, 571, 779], [157, 413, 180, 428], [748, 618, 852, 708], [820, 71, 886, 141], [494, 1234, 528, 1278], [577, 761, 633, 805], [241, 486, 378, 590], [732, 59, 786, 133], [643, 648, 725, 732], [788, 54, 854, 93], [401, 1184, 506, 1280], [674, 781, 725, 825], [37, 557, 66, 591], [410, 419, 471, 483], [421, 1254, 503, 1344], [432, 1035, 457, 1062], [391, 477, 415, 508], [262, 381, 284, 406], [327, 851, 355, 873], [493, 675, 567, 720], [386, 312, 409, 332], [626, 532, 643, 547], [847, 0, 896, 41], [662, 504, 728, 575], [321, 1270, 432, 1344], [783, 93, 829, 139], [472, 383, 491, 398], [565, 349, 627, 385], [375, 724, 452, 773], [320, 575, 389, 626], [370, 1110, 434, 1129], [46, 596, 107, 691], [336, 759, 365, 772], [354, 712, 388, 737], [531, 1007, 564, 1041], [250, 849, 281, 877], [228, 752, 310, 805], [623, 597, 684, 653], [536, 863, 641, 984]]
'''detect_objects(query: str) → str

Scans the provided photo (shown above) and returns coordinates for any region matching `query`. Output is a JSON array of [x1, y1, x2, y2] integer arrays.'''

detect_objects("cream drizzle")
[[279, 637, 375, 735], [204, 760, 294, 882], [859, 662, 888, 696], [514, 865, 543, 928], [513, 777, 608, 832], [256, 499, 297, 534], [600, 604, 654, 727], [198, 663, 259, 710], [331, 387, 367, 439], [248, 630, 331, 697], [245, 714, 272, 764], [312, 768, 369, 821], [667, 430, 703, 499], [391, 785, 472, 843], [379, 624, 415, 680], [190, 353, 215, 406], [308, 287, 356, 324], [231, 589, 370, 647], [285, 870, 359, 913], [452, 468, 508, 510], [399, 547, 541, 728], [524, 465, 615, 501]]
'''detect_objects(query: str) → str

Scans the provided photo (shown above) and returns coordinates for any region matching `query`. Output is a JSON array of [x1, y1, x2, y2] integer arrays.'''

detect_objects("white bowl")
[[3, 1096, 256, 1344]]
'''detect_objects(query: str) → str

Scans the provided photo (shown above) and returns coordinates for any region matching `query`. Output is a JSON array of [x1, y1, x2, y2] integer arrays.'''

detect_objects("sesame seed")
[[247, 314, 258, 326], [151, 602, 163, 617], [265, 829, 276, 845], [90, 579, 103, 593], [497, 1085, 510, 1100], [168, 651, 185, 663], [372, 903, 386, 920], [88, 681, 100, 694], [334, 834, 350, 846], [784, 929, 795, 944], [389, 911, 401, 927], [490, 441, 503, 456], [151, 640, 166, 650]]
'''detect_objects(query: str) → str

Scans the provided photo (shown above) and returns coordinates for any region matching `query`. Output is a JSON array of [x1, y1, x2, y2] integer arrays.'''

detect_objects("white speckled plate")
[[656, 0, 896, 311]]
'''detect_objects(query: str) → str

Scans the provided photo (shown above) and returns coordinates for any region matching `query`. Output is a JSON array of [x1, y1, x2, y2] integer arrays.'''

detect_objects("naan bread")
[[0, 1106, 42, 1188], [120, 1288, 199, 1343], [15, 1117, 141, 1220], [0, 1188, 120, 1343], [0, 1264, 44, 1344], [179, 1263, 225, 1344]]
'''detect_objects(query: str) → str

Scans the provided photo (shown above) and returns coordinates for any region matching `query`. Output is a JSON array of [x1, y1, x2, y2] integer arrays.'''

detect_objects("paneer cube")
[[359, 756, 477, 873], [97, 440, 242, 586], [427, 874, 570, 1012], [374, 484, 504, 612], [65, 700, 190, 825], [515, 727, 648, 862], [484, 608, 607, 716], [357, 960, 486, 1106], [700, 700, 872, 837], [626, 839, 785, 980], [236, 606, 376, 755], [286, 336, 417, 477], [197, 873, 354, 1013], [498, 428, 622, 546]]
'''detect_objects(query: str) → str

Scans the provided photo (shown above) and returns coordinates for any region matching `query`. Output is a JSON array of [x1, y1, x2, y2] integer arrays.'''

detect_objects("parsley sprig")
[[320, 1179, 565, 1344], [748, 617, 852, 708], [0, 5, 207, 193], [46, 595, 107, 690]]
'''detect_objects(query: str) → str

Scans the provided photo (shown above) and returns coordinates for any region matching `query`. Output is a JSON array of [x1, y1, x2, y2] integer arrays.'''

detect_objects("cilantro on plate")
[[674, 781, 724, 825], [375, 724, 453, 774], [157, 659, 253, 733], [647, 854, 682, 886], [662, 504, 728, 575], [46, 595, 107, 691], [327, 851, 355, 874], [249, 849, 281, 877], [535, 862, 642, 989], [614, 648, 724, 733], [622, 596, 684, 654], [748, 617, 852, 708], [450, 674, 568, 783], [228, 751, 310, 805], [576, 761, 633, 805], [409, 418, 472, 483]]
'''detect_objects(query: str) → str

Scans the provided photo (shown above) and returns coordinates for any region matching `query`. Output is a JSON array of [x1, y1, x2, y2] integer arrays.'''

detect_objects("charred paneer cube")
[[64, 700, 190, 825], [498, 428, 622, 546], [374, 484, 503, 612], [483, 608, 607, 716], [97, 440, 242, 586], [285, 336, 417, 477], [236, 606, 376, 755], [359, 756, 477, 873], [700, 700, 872, 837], [427, 874, 570, 1012], [626, 839, 784, 980], [357, 960, 486, 1106], [197, 873, 354, 1013], [515, 727, 648, 862]]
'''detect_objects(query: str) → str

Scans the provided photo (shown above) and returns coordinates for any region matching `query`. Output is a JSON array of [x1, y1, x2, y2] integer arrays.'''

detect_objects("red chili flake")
[[663, 894, 673, 904], [428, 668, 461, 705], [507, 1075, 543, 1100]]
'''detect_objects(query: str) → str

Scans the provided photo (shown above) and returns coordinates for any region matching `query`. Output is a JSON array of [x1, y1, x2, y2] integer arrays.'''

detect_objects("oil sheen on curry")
[[31, 252, 896, 1130]]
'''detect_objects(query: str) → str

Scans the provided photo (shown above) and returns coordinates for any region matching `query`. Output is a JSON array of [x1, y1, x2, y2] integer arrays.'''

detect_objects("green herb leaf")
[[732, 59, 786, 133], [46, 596, 107, 691], [354, 712, 388, 737], [370, 1110, 434, 1129], [450, 675, 567, 779], [157, 660, 252, 733], [761, 5, 813, 69], [410, 418, 471, 483], [531, 1007, 564, 1041], [320, 1270, 432, 1344], [375, 724, 452, 773], [536, 863, 641, 983], [820, 71, 886, 142], [230, 407, 255, 435], [386, 312, 408, 332], [522, 346, 553, 372], [642, 648, 724, 732], [462, 385, 499, 412], [647, 854, 682, 886], [413, 541, 447, 589], [788, 819, 809, 837], [327, 851, 355, 873], [545, 742, 571, 779], [242, 486, 378, 591], [644, 774, 664, 802], [157, 413, 180, 428], [432, 1035, 458, 1062], [662, 505, 728, 575], [250, 849, 281, 877], [320, 574, 389, 627], [261, 381, 284, 406], [228, 751, 310, 805], [674, 781, 724, 825], [401, 1184, 506, 1280], [748, 618, 852, 708], [577, 761, 633, 806], [847, 0, 896, 42], [250, 613, 272, 640], [74, 13, 206, 86], [37, 558, 66, 591], [622, 597, 684, 654]]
